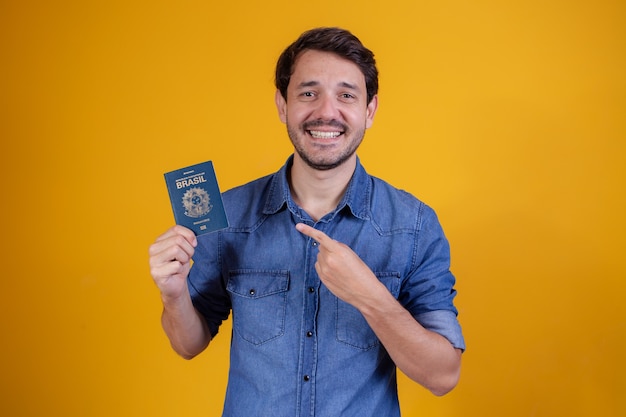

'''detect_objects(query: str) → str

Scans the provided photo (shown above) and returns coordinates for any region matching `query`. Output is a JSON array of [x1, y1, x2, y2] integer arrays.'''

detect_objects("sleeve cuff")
[[415, 310, 466, 352]]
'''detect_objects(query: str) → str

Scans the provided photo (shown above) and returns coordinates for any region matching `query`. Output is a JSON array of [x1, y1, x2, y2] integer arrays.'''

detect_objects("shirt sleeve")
[[187, 231, 232, 338], [416, 310, 466, 351], [400, 204, 466, 351]]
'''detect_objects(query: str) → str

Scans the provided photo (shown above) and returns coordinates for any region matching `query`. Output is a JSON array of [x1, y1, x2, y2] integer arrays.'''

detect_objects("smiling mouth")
[[308, 130, 342, 139], [303, 120, 347, 140]]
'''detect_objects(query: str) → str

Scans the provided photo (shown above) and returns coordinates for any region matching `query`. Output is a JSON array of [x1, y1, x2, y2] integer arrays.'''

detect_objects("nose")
[[313, 94, 340, 121]]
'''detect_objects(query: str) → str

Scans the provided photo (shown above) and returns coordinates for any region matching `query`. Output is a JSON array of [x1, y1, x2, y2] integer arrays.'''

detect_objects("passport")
[[164, 160, 229, 235]]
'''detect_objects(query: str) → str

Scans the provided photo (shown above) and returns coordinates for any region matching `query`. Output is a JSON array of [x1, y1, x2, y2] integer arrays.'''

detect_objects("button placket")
[[299, 230, 320, 414]]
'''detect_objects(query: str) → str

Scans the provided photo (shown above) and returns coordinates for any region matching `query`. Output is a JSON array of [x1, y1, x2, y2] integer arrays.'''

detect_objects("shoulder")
[[368, 176, 439, 233], [221, 173, 277, 229], [223, 173, 274, 202]]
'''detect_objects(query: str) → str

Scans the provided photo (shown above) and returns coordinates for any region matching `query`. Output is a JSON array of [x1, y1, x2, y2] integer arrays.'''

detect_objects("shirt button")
[[303, 375, 310, 382], [308, 287, 315, 293], [249, 289, 256, 296], [306, 331, 313, 337], [312, 241, 318, 246]]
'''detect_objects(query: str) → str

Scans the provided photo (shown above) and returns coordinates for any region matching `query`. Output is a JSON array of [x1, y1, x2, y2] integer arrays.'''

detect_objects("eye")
[[339, 93, 356, 102], [298, 91, 316, 101]]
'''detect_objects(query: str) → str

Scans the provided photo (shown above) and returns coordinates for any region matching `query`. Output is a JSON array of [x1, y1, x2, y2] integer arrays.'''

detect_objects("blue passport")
[[164, 160, 229, 235]]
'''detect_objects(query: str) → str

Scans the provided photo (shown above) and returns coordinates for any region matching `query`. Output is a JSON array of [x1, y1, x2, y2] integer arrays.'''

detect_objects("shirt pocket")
[[226, 269, 290, 346], [335, 271, 401, 350]]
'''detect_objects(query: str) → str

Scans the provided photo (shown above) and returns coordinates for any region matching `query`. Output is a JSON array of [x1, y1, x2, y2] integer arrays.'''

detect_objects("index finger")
[[295, 223, 335, 246], [156, 225, 198, 247]]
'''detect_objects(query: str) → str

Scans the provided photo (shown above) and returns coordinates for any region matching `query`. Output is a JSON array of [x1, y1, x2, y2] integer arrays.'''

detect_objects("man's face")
[[275, 49, 378, 171]]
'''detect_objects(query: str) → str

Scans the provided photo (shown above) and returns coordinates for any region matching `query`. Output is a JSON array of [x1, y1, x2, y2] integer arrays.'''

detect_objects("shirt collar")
[[263, 154, 371, 221]]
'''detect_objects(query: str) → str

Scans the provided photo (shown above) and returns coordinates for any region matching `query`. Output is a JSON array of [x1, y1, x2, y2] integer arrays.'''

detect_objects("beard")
[[286, 119, 366, 171]]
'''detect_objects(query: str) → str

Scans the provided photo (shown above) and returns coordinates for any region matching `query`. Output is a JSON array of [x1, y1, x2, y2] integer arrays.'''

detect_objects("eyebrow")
[[296, 80, 361, 91]]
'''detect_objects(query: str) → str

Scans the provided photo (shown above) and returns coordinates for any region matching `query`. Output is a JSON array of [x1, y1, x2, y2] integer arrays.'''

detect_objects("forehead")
[[290, 50, 366, 88]]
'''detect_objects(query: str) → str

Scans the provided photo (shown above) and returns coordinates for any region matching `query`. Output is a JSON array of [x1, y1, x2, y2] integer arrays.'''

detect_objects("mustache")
[[302, 119, 347, 131]]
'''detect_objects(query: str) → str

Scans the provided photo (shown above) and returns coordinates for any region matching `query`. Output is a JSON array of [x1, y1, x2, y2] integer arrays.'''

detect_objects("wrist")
[[161, 287, 192, 310]]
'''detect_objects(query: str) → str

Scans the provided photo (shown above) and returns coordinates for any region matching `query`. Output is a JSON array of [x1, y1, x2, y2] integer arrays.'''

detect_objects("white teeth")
[[309, 130, 341, 139]]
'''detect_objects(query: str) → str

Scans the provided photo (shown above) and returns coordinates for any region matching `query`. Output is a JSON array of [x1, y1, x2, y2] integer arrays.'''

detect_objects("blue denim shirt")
[[188, 156, 465, 417]]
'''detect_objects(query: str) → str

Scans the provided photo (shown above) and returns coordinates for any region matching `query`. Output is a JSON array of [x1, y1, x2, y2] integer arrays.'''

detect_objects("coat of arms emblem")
[[182, 187, 213, 218]]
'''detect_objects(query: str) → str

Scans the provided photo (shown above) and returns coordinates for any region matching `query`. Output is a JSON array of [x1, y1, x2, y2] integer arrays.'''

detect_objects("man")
[[149, 27, 465, 417]]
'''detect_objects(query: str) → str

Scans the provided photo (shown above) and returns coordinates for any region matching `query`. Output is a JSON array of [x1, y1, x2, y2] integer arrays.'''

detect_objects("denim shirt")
[[188, 156, 465, 417]]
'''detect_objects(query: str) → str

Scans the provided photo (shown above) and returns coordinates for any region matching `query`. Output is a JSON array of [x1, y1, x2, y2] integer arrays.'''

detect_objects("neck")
[[289, 154, 356, 222]]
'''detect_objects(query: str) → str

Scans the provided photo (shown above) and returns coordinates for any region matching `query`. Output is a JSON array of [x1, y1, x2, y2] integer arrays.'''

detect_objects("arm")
[[356, 288, 462, 396], [295, 223, 462, 396], [149, 225, 212, 359]]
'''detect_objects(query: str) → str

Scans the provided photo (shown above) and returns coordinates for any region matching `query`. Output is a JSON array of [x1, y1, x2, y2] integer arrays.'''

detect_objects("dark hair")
[[275, 27, 378, 104]]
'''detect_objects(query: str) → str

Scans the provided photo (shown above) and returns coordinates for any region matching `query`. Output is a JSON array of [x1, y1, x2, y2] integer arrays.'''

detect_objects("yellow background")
[[1, 0, 624, 416]]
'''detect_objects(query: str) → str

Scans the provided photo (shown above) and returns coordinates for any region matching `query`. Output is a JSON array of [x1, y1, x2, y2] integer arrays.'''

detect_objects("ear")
[[275, 90, 287, 124], [365, 94, 378, 129]]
